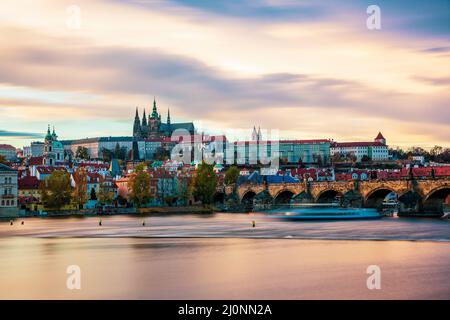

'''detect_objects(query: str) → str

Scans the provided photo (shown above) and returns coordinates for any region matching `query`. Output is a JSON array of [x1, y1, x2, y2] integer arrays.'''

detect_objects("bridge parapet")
[[235, 178, 450, 211], [310, 181, 355, 201]]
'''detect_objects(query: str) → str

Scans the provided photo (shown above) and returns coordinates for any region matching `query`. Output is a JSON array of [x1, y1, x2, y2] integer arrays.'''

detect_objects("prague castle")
[[133, 98, 195, 139]]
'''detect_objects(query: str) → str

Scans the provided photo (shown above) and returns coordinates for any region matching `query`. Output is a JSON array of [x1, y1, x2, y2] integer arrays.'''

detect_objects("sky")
[[0, 0, 449, 149]]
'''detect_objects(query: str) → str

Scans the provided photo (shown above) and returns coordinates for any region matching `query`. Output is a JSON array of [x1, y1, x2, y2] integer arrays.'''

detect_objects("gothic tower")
[[133, 107, 141, 138], [141, 108, 148, 137], [148, 97, 161, 137]]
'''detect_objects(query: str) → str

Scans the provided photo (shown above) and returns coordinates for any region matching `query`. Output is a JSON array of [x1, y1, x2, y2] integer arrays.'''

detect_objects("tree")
[[113, 143, 128, 160], [101, 148, 113, 162], [128, 163, 152, 207], [90, 187, 97, 200], [72, 168, 88, 209], [224, 165, 239, 186], [40, 170, 72, 209], [75, 146, 90, 160], [193, 162, 217, 205], [361, 155, 371, 162], [176, 176, 192, 205], [98, 178, 115, 205], [0, 154, 8, 165]]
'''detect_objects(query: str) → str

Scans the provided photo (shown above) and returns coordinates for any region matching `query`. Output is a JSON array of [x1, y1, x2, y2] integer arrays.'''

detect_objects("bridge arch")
[[315, 189, 343, 203], [273, 189, 296, 204], [422, 186, 450, 215], [364, 187, 398, 209]]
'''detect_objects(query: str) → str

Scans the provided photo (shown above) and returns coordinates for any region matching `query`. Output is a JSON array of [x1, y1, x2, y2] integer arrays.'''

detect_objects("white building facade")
[[330, 132, 389, 162], [0, 163, 18, 216]]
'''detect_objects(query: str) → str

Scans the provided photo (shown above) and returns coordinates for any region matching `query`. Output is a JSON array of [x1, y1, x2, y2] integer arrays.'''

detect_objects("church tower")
[[141, 109, 148, 138], [148, 97, 161, 137], [43, 125, 64, 165], [133, 107, 141, 138]]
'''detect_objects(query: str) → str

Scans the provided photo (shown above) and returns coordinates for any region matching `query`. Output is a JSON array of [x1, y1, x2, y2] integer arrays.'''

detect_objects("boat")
[[266, 206, 381, 220], [381, 200, 398, 217]]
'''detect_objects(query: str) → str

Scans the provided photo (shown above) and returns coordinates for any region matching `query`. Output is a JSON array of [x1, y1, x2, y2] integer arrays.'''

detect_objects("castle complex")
[[133, 98, 195, 139]]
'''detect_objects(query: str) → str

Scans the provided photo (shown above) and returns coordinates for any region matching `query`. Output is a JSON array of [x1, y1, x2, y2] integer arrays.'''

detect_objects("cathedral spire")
[[167, 108, 171, 125], [133, 107, 141, 138], [151, 96, 158, 119], [142, 109, 147, 127]]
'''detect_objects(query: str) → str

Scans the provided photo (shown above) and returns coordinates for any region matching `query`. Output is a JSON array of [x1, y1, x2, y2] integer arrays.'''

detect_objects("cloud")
[[0, 0, 449, 148], [0, 130, 44, 139]]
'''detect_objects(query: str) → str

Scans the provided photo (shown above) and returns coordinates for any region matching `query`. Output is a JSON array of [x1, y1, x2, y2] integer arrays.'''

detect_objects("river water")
[[0, 213, 449, 299]]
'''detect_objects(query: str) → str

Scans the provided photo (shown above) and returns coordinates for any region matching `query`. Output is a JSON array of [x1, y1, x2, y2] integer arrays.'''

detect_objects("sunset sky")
[[0, 0, 449, 149]]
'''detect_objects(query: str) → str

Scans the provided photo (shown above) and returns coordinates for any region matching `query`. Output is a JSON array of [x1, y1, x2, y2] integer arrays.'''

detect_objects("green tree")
[[40, 170, 72, 209], [176, 176, 192, 205], [128, 163, 152, 207], [193, 162, 217, 205], [101, 148, 113, 162], [224, 165, 239, 186], [72, 168, 88, 209], [113, 143, 128, 160], [75, 146, 90, 160]]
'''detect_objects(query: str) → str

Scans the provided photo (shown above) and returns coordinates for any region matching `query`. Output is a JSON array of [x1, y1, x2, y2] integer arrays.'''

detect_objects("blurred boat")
[[266, 206, 381, 220]]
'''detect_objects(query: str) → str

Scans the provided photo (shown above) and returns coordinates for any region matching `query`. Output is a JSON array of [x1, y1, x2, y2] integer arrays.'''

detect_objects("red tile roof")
[[36, 166, 66, 174], [333, 142, 386, 147], [0, 144, 16, 150], [375, 132, 385, 140], [18, 176, 40, 189], [28, 156, 44, 166]]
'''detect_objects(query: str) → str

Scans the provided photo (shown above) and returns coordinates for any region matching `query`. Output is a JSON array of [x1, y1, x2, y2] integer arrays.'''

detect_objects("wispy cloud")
[[0, 0, 449, 148], [0, 130, 43, 139]]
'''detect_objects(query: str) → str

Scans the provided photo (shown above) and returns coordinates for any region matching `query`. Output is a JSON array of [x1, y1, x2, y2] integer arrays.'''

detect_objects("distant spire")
[[142, 109, 147, 126], [151, 96, 158, 119], [167, 108, 171, 125], [45, 124, 52, 141], [257, 126, 261, 141], [133, 107, 141, 138], [252, 126, 257, 141]]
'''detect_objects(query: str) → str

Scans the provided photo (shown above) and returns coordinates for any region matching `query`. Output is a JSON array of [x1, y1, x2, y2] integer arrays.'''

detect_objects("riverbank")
[[0, 205, 214, 219]]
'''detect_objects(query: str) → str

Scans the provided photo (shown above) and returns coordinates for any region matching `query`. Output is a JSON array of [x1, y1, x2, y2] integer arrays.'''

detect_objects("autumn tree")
[[40, 170, 72, 210], [72, 167, 88, 209], [224, 165, 239, 186], [193, 162, 217, 205], [128, 163, 152, 207], [0, 154, 9, 165]]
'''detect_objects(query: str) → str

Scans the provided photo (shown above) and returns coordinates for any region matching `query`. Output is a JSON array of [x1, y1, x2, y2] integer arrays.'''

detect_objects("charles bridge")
[[216, 178, 450, 215]]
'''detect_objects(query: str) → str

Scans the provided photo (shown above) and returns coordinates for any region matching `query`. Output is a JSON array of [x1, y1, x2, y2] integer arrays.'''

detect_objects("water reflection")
[[0, 237, 449, 299]]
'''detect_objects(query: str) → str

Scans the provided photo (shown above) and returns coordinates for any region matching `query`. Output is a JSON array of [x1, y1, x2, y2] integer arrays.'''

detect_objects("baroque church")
[[43, 125, 64, 165], [133, 98, 195, 139]]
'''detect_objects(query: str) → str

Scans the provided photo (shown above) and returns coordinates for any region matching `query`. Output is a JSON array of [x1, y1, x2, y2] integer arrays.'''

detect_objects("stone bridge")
[[216, 178, 450, 215]]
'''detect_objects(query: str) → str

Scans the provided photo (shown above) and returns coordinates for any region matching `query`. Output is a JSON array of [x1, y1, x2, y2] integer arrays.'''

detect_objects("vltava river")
[[0, 213, 449, 299]]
